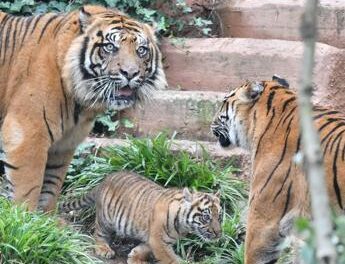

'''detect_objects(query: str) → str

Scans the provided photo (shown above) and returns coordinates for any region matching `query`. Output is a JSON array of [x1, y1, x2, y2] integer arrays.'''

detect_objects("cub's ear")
[[239, 81, 264, 102], [79, 7, 92, 33], [183, 188, 192, 203], [214, 190, 221, 199], [272, 74, 289, 88]]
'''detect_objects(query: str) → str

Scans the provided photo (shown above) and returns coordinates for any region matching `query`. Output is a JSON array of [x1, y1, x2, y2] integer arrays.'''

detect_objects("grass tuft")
[[0, 197, 100, 264]]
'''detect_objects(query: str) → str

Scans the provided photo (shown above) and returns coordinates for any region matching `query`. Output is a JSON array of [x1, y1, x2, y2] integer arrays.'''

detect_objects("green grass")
[[177, 208, 245, 264], [0, 133, 247, 263], [61, 133, 248, 263], [0, 198, 100, 264], [288, 215, 345, 264]]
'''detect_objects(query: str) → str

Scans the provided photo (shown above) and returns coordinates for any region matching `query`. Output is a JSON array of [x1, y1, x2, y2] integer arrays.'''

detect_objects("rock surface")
[[161, 38, 345, 110], [216, 0, 345, 49]]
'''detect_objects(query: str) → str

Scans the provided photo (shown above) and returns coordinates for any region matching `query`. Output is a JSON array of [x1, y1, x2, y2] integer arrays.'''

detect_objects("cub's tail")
[[59, 187, 98, 212]]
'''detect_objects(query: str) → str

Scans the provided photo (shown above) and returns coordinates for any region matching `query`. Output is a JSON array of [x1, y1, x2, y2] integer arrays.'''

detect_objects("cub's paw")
[[127, 257, 149, 264], [95, 243, 116, 259], [127, 248, 149, 264], [127, 247, 149, 264]]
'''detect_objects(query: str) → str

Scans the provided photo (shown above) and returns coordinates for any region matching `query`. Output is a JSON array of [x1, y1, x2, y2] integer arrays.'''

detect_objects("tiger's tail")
[[59, 186, 98, 212]]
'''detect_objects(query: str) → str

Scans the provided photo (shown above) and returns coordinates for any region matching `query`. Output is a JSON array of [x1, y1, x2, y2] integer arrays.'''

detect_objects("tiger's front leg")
[[38, 149, 75, 212], [2, 114, 51, 211], [244, 201, 283, 264], [149, 225, 179, 264]]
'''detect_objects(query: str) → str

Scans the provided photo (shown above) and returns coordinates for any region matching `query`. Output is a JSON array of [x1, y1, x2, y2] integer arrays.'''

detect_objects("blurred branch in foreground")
[[297, 0, 336, 263]]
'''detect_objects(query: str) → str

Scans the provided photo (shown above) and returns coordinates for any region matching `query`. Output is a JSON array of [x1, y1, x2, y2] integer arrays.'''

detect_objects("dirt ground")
[[95, 238, 156, 264]]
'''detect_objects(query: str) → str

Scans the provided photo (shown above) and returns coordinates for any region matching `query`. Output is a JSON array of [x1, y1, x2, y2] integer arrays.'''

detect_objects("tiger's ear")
[[183, 188, 192, 203], [272, 74, 289, 88], [143, 23, 158, 42], [240, 81, 264, 102], [214, 190, 221, 199], [79, 7, 92, 33]]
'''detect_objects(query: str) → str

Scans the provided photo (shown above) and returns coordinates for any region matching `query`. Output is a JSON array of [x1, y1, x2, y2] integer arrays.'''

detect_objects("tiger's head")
[[181, 188, 222, 241], [63, 5, 167, 111], [211, 75, 290, 149]]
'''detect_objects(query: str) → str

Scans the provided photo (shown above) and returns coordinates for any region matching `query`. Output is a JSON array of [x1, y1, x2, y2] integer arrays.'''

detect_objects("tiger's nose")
[[119, 68, 139, 80]]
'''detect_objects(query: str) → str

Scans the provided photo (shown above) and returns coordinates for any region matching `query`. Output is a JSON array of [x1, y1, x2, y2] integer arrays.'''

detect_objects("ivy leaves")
[[0, 0, 213, 37]]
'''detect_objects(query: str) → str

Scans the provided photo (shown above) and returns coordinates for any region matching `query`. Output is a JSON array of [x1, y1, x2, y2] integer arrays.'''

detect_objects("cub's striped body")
[[211, 77, 345, 263], [0, 6, 166, 212], [60, 171, 222, 263]]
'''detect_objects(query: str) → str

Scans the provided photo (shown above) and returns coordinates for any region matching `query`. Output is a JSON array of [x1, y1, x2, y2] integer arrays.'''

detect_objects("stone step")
[[215, 0, 345, 49], [85, 137, 251, 179], [119, 90, 225, 142], [161, 37, 345, 110]]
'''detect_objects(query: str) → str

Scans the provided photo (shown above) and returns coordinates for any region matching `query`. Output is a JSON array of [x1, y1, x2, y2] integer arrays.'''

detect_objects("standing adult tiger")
[[0, 5, 167, 212], [211, 76, 345, 263]]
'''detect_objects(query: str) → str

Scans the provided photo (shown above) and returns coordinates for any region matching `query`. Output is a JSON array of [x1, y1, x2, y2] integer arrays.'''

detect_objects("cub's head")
[[182, 188, 222, 241], [64, 5, 167, 111], [211, 75, 290, 149]]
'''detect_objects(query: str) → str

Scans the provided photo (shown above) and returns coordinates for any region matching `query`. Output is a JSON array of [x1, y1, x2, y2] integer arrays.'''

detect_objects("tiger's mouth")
[[105, 85, 137, 109], [198, 230, 220, 241], [211, 127, 231, 147], [113, 86, 135, 99], [218, 134, 231, 147], [108, 85, 136, 101]]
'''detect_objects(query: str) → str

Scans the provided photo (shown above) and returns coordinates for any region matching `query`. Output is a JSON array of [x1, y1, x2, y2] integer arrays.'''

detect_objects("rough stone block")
[[216, 0, 345, 49], [162, 38, 345, 110], [119, 90, 226, 141]]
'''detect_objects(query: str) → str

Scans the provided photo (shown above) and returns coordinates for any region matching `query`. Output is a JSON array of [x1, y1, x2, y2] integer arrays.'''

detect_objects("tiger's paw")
[[127, 246, 150, 264], [94, 242, 116, 259], [127, 257, 149, 264]]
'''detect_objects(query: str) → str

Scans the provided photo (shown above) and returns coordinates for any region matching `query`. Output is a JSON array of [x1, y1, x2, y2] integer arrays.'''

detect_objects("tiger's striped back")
[[96, 171, 167, 240], [0, 11, 68, 74]]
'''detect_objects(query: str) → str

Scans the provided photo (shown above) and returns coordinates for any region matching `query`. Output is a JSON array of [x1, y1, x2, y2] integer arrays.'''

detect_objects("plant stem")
[[297, 0, 336, 263]]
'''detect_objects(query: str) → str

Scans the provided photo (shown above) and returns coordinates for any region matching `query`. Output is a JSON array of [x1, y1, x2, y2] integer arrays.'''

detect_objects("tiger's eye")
[[103, 43, 117, 53], [137, 46, 148, 57]]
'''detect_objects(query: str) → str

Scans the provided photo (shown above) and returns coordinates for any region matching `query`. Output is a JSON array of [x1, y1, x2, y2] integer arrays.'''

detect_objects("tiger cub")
[[60, 171, 222, 263]]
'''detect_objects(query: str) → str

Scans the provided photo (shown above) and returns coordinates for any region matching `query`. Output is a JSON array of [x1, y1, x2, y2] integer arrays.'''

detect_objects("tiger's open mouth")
[[109, 86, 136, 102], [104, 85, 137, 109], [117, 86, 135, 98]]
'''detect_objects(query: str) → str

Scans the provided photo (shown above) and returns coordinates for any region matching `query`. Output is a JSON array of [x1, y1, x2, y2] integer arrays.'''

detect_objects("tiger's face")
[[183, 189, 222, 241], [211, 77, 290, 149], [211, 81, 264, 149], [64, 6, 167, 111]]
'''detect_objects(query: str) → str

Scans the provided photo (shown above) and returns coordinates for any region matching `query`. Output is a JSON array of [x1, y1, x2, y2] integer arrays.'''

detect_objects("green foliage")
[[0, 0, 214, 37], [280, 215, 345, 264], [64, 133, 246, 210], [61, 133, 248, 263], [176, 208, 245, 264], [92, 110, 119, 136], [92, 111, 134, 136], [0, 197, 100, 264]]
